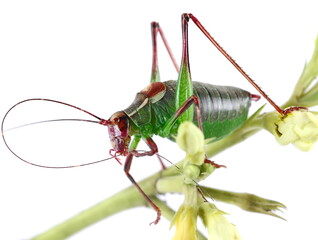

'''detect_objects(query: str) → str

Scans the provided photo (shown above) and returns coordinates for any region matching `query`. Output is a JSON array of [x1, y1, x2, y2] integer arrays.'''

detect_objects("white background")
[[1, 1, 318, 239]]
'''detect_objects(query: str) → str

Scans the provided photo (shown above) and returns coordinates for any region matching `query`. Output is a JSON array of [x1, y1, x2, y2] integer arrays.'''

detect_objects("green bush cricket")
[[2, 13, 301, 225]]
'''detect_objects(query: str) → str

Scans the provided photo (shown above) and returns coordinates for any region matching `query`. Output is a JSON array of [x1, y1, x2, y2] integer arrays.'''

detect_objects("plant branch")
[[32, 184, 147, 240], [32, 171, 162, 240]]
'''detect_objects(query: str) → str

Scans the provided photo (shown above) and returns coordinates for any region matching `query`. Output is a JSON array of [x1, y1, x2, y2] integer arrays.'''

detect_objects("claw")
[[282, 106, 308, 115], [149, 210, 161, 225], [204, 159, 226, 168]]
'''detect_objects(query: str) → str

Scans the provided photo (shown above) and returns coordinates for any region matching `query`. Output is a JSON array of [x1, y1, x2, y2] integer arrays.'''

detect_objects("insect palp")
[[109, 149, 123, 165]]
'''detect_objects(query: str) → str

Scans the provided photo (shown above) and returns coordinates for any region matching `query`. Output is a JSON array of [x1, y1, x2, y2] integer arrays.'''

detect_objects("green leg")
[[175, 14, 194, 124], [161, 95, 202, 138], [128, 135, 141, 152]]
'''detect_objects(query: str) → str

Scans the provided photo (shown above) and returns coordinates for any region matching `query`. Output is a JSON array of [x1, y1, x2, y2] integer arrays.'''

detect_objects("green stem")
[[32, 170, 207, 240], [32, 185, 146, 240], [32, 163, 186, 239], [32, 172, 161, 240]]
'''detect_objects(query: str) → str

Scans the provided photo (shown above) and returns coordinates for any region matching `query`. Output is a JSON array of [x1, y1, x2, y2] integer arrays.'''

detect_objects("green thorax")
[[123, 80, 251, 142]]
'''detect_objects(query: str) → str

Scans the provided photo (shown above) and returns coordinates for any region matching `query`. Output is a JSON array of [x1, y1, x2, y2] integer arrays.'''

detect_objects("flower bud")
[[176, 121, 205, 165]]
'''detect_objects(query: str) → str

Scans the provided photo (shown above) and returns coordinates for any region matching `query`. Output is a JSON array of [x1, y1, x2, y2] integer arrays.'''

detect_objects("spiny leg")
[[150, 22, 160, 83], [157, 24, 179, 72], [124, 153, 161, 225], [150, 22, 179, 83], [175, 15, 194, 124], [182, 13, 287, 115], [124, 137, 161, 225], [151, 17, 198, 124]]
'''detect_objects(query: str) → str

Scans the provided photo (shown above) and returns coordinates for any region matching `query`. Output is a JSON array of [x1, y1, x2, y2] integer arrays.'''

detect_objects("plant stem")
[[32, 185, 146, 240], [32, 172, 162, 240], [32, 161, 186, 240], [32, 170, 207, 240]]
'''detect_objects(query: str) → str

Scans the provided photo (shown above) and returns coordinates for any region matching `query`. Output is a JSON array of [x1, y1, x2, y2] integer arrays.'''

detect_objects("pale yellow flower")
[[176, 121, 214, 184], [171, 184, 199, 240], [172, 122, 242, 240], [272, 111, 318, 151], [171, 204, 198, 240], [199, 203, 241, 240]]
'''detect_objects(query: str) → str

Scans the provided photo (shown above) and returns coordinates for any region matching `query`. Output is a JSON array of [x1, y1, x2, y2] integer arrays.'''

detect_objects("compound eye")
[[117, 117, 126, 129], [117, 116, 129, 137], [108, 112, 129, 138]]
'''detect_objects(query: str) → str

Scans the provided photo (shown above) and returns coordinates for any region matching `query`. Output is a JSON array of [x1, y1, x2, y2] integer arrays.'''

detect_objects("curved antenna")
[[4, 142, 116, 168], [3, 98, 104, 121], [156, 153, 181, 170], [2, 98, 113, 168], [5, 118, 101, 132]]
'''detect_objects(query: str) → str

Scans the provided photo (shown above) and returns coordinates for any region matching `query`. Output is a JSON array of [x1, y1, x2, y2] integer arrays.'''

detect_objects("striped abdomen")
[[156, 80, 252, 140]]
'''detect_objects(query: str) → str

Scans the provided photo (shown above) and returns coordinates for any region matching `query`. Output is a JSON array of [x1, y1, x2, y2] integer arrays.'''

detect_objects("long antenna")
[[4, 118, 100, 132], [1, 98, 113, 168]]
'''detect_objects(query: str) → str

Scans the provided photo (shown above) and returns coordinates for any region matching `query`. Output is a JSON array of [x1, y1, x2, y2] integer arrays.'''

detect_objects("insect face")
[[106, 111, 131, 156]]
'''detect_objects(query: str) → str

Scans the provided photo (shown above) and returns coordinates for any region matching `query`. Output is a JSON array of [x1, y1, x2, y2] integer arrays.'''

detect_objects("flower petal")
[[275, 111, 318, 151], [199, 203, 241, 240]]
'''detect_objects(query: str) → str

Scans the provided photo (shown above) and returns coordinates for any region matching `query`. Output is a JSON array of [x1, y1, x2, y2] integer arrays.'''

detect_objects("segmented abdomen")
[[162, 80, 252, 140], [191, 81, 251, 122]]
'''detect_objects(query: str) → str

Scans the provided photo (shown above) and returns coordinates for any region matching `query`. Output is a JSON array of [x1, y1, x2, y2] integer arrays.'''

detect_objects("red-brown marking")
[[141, 82, 166, 98]]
